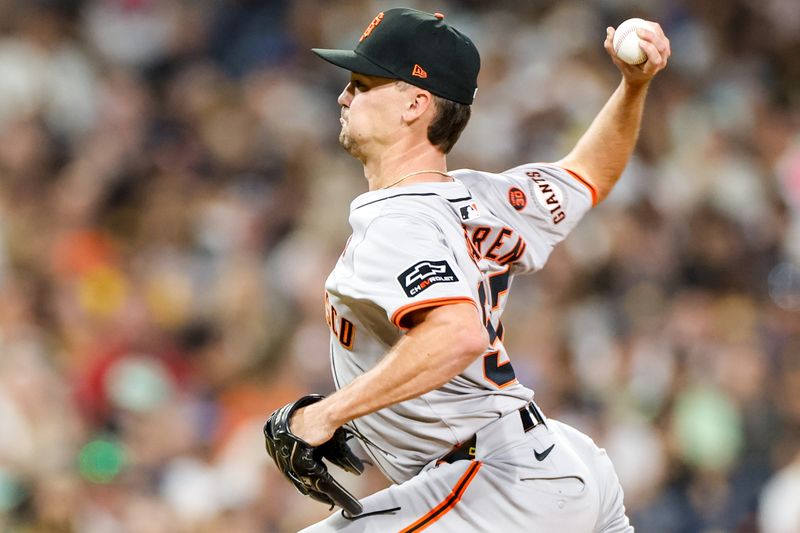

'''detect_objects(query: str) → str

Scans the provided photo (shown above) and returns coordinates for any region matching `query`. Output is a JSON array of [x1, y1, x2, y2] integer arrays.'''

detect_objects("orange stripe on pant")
[[398, 461, 482, 532]]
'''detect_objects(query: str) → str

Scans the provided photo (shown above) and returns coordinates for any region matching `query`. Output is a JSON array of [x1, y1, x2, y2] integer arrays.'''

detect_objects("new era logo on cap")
[[411, 64, 428, 78]]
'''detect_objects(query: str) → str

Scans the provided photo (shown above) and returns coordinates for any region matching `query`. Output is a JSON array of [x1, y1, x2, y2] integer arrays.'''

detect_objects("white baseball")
[[612, 18, 652, 65]]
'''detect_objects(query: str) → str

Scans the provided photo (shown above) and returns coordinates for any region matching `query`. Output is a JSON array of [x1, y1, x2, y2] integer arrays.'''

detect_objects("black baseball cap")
[[312, 8, 480, 105]]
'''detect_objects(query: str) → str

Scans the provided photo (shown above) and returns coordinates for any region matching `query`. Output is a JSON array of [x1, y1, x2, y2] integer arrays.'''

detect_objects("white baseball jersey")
[[324, 163, 596, 484]]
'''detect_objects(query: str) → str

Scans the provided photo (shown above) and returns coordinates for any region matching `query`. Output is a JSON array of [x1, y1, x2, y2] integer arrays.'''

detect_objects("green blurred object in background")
[[78, 437, 126, 484], [0, 468, 26, 511], [673, 386, 743, 471]]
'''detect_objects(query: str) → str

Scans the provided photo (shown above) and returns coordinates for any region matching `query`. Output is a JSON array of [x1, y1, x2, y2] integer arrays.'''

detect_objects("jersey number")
[[477, 269, 516, 388]]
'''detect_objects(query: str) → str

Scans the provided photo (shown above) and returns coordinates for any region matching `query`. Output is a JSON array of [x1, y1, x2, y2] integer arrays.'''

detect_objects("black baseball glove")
[[264, 394, 364, 516]]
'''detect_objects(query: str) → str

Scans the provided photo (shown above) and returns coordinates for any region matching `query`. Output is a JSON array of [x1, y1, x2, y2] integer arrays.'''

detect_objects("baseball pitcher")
[[263, 8, 670, 532]]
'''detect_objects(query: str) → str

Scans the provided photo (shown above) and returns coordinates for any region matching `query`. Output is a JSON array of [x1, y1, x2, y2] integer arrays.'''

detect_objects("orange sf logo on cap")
[[359, 12, 384, 42]]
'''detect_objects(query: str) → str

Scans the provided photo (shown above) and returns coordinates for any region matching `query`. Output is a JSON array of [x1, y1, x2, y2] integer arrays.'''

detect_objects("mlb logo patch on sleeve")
[[459, 202, 480, 221], [398, 260, 458, 297]]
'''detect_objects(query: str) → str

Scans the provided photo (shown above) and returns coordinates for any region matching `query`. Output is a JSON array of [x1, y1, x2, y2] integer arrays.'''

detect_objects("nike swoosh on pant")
[[534, 444, 555, 461]]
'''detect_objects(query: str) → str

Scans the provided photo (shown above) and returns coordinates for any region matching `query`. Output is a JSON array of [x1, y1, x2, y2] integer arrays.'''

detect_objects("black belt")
[[439, 401, 546, 464]]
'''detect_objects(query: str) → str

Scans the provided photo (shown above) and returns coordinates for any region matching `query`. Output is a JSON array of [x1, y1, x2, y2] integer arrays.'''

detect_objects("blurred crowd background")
[[0, 0, 798, 531]]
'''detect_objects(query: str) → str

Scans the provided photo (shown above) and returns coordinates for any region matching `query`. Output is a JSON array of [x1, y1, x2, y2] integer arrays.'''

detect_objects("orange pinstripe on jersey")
[[398, 461, 483, 532], [391, 297, 477, 330]]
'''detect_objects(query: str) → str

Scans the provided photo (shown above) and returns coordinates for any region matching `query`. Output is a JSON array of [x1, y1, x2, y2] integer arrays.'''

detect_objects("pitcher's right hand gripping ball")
[[264, 395, 364, 516], [605, 19, 671, 86]]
